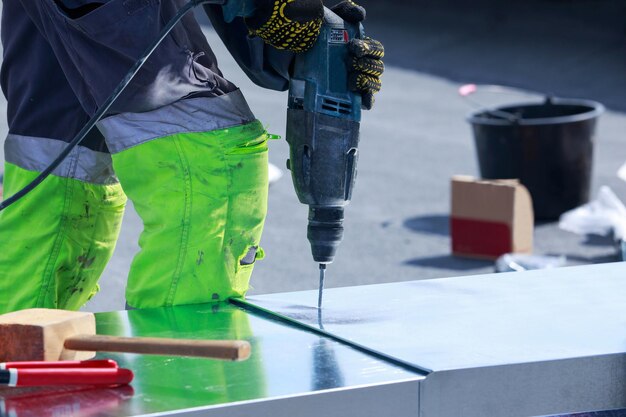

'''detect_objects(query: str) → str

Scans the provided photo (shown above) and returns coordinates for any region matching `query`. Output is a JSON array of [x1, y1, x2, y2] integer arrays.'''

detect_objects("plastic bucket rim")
[[467, 97, 605, 127]]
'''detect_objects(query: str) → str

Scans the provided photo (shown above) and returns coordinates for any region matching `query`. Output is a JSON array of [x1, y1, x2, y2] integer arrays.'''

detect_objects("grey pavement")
[[359, 0, 626, 112], [0, 2, 625, 312]]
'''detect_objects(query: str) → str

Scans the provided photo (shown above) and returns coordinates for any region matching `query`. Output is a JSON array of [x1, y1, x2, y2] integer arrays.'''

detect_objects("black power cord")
[[0, 0, 224, 212]]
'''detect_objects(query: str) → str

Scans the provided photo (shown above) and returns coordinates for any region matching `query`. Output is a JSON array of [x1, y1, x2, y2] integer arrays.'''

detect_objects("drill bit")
[[317, 264, 326, 310]]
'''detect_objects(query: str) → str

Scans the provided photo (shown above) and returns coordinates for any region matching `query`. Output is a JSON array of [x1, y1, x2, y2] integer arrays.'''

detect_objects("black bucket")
[[468, 97, 603, 220]]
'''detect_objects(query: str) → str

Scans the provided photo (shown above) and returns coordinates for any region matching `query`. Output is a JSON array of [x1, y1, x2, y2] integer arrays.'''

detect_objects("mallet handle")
[[64, 335, 251, 361]]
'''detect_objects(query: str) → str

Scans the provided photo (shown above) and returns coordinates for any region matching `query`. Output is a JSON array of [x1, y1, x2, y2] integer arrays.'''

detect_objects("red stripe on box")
[[451, 217, 512, 259]]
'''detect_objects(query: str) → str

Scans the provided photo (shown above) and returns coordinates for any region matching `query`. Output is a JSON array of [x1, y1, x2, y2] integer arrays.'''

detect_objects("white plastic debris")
[[495, 253, 567, 273], [618, 162, 626, 183], [559, 186, 626, 240]]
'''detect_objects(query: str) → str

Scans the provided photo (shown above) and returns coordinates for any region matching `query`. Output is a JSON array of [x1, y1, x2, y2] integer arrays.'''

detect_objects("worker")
[[0, 0, 384, 313]]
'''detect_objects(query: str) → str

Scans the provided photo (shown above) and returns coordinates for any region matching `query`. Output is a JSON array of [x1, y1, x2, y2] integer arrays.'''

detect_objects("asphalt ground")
[[0, 1, 625, 312]]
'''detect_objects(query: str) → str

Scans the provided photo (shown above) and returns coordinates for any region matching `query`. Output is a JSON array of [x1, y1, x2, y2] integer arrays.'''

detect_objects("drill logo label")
[[329, 29, 349, 44]]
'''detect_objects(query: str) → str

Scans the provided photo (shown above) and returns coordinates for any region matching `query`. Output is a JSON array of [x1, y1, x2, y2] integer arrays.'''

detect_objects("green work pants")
[[0, 163, 126, 311], [0, 121, 268, 312]]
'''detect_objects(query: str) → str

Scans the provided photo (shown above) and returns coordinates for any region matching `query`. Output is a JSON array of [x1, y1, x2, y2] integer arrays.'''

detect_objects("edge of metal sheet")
[[419, 353, 626, 417], [229, 298, 432, 376], [136, 378, 423, 417]]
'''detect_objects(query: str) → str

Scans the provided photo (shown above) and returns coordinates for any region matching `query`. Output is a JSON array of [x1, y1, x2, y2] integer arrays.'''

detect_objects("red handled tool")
[[0, 359, 133, 387]]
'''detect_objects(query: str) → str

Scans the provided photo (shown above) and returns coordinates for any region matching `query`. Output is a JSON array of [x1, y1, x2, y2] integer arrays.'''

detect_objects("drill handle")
[[288, 7, 364, 122]]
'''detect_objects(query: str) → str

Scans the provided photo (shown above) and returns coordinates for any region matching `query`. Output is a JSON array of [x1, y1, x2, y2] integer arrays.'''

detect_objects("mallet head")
[[0, 309, 96, 362]]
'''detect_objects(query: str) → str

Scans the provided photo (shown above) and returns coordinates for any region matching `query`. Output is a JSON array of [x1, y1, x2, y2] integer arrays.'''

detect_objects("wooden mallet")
[[0, 309, 251, 362]]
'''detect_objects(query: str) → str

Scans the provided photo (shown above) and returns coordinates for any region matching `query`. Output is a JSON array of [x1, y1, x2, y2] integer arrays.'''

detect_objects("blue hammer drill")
[[225, 2, 364, 306], [286, 8, 363, 305]]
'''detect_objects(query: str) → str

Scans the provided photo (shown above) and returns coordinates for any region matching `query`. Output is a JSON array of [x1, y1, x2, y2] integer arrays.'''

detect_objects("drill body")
[[221, 0, 364, 265], [286, 7, 364, 264]]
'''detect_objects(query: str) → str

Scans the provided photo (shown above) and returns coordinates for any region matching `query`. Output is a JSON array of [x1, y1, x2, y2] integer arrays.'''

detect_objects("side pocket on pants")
[[222, 126, 269, 297]]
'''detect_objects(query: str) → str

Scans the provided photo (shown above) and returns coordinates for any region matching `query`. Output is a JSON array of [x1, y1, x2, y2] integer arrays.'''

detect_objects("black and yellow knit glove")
[[331, 0, 385, 110], [245, 0, 324, 53]]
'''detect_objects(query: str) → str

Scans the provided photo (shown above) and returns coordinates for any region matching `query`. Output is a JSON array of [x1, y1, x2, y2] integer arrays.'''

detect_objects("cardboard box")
[[451, 176, 534, 260]]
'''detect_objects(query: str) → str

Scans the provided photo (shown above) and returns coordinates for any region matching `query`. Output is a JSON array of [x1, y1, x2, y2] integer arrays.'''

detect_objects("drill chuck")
[[307, 206, 345, 264]]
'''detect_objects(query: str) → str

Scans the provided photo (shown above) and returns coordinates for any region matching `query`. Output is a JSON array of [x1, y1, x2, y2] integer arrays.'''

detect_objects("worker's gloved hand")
[[245, 0, 324, 53], [331, 0, 385, 110]]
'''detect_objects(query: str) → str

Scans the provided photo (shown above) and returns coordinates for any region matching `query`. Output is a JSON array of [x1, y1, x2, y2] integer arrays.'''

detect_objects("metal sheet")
[[249, 263, 626, 371], [249, 262, 626, 416], [0, 303, 422, 417]]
